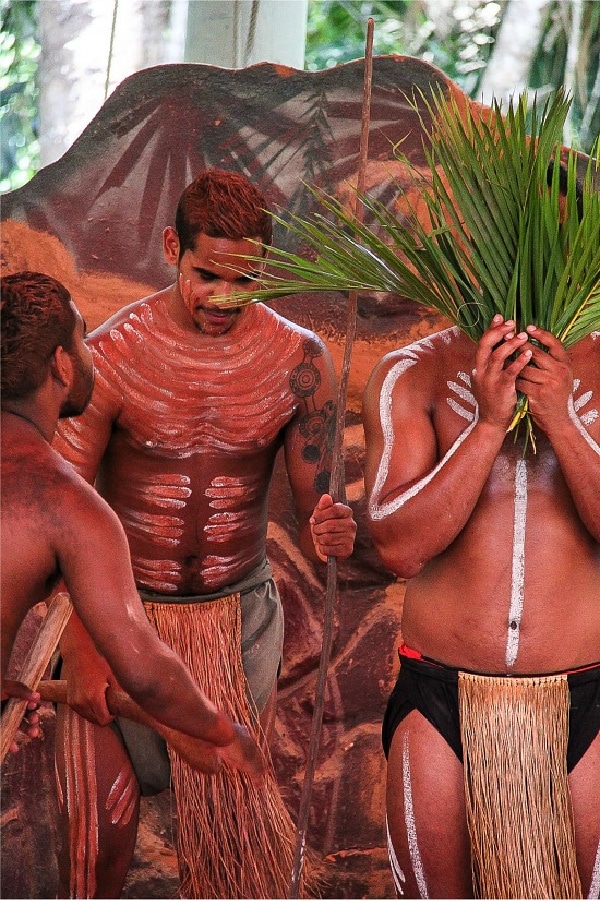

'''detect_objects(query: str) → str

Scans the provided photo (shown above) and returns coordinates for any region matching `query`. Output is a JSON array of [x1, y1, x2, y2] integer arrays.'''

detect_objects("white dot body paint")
[[588, 835, 600, 899], [403, 732, 429, 899], [505, 458, 528, 669], [386, 814, 407, 896]]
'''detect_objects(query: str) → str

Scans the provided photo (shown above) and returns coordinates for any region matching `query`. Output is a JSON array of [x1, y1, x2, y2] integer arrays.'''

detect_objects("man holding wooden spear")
[[1, 269, 264, 776], [52, 169, 356, 898]]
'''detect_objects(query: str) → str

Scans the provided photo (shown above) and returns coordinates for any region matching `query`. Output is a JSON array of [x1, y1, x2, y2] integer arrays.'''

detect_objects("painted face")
[[59, 304, 95, 418], [177, 233, 265, 337]]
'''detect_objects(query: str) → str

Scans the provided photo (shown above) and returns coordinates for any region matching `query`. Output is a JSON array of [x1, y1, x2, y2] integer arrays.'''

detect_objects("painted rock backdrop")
[[0, 56, 530, 898]]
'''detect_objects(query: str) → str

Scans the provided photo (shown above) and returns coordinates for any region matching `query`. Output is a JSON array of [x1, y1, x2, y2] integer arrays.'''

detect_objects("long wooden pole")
[[0, 592, 72, 765], [289, 20, 375, 898]]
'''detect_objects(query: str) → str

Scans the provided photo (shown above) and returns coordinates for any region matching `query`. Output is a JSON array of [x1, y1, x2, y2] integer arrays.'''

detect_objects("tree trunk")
[[37, 0, 174, 167], [478, 0, 553, 105], [562, 0, 583, 145], [184, 0, 308, 68]]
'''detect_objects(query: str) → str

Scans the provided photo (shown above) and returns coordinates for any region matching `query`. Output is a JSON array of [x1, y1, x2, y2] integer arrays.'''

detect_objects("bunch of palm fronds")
[[226, 87, 599, 451]]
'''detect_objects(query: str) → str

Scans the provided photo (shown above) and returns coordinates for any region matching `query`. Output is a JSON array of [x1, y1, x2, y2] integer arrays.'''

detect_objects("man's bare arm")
[[363, 318, 532, 577], [53, 344, 125, 722], [284, 336, 356, 562], [51, 468, 263, 780], [517, 326, 600, 541]]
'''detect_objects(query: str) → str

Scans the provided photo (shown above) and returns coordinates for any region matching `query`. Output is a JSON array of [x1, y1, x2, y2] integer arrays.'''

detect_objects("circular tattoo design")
[[302, 338, 323, 358], [290, 361, 321, 398], [299, 410, 326, 440], [302, 444, 321, 464]]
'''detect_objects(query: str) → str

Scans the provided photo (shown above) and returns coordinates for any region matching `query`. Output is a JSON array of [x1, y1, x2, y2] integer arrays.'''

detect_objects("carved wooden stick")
[[38, 679, 223, 775], [1, 592, 72, 765], [289, 18, 375, 899]]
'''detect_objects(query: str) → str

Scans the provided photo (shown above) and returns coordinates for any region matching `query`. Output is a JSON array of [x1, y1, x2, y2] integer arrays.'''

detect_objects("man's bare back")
[[2, 417, 83, 661]]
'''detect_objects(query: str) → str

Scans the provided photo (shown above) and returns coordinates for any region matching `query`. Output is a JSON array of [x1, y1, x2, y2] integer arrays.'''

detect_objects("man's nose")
[[208, 278, 236, 303]]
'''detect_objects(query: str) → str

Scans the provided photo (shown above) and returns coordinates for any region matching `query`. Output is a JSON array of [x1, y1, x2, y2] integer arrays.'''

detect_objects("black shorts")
[[382, 651, 600, 774]]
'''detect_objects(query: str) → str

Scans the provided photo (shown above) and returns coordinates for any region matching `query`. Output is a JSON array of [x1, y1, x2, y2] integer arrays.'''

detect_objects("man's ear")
[[163, 226, 180, 266], [50, 345, 73, 389]]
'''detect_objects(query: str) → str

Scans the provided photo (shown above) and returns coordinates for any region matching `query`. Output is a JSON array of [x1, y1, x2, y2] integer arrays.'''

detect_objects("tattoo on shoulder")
[[290, 339, 335, 492], [289, 339, 323, 400]]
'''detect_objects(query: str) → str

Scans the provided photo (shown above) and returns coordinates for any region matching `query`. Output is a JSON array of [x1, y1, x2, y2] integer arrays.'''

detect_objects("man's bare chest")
[[433, 339, 600, 453]]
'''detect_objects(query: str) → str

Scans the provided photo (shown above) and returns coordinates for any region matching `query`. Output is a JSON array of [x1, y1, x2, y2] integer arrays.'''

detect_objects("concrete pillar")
[[184, 0, 308, 69]]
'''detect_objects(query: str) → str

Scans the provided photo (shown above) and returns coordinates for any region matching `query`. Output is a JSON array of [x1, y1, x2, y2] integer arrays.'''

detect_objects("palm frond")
[[221, 88, 600, 451]]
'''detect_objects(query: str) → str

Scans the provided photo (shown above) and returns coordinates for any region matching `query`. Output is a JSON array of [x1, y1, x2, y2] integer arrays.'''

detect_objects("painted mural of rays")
[[3, 56, 452, 289]]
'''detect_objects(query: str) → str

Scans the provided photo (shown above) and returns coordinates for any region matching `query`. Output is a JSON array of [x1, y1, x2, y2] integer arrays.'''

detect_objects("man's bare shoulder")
[[2, 437, 109, 528], [571, 331, 600, 366], [256, 304, 328, 348], [367, 326, 465, 392], [88, 289, 168, 341]]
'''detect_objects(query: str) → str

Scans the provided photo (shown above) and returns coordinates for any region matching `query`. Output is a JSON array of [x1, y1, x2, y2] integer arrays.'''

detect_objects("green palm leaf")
[[223, 88, 600, 451]]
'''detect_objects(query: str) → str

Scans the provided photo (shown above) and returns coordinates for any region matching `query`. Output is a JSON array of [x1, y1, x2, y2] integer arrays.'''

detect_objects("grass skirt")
[[458, 671, 581, 899], [144, 593, 305, 899]]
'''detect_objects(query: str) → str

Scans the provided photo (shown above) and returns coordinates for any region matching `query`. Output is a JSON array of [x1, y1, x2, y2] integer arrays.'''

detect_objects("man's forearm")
[[547, 406, 600, 540]]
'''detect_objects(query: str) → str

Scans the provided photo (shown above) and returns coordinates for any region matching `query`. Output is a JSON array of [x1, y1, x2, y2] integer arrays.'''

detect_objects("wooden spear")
[[1, 592, 72, 765], [289, 19, 375, 898]]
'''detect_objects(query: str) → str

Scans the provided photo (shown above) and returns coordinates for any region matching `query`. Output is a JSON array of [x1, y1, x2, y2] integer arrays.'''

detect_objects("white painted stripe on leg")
[[588, 835, 600, 899], [386, 814, 406, 896], [403, 732, 429, 899]]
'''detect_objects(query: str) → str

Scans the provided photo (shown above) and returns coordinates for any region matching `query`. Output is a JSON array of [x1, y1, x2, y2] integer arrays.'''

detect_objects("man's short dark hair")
[[175, 169, 273, 258], [1, 271, 76, 401]]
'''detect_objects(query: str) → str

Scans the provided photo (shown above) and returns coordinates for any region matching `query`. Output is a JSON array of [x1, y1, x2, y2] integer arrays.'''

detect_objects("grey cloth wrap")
[[113, 558, 283, 795]]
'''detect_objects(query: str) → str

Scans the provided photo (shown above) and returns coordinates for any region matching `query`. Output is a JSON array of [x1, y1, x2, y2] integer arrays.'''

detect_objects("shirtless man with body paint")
[[1, 270, 263, 777], [362, 315, 600, 898], [52, 169, 356, 897]]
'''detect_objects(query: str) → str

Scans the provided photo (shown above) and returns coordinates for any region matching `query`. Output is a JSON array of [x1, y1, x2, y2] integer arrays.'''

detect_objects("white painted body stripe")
[[369, 354, 418, 521], [588, 835, 600, 899], [568, 395, 600, 458], [386, 815, 406, 896], [370, 357, 479, 521], [403, 733, 429, 899], [506, 459, 528, 668]]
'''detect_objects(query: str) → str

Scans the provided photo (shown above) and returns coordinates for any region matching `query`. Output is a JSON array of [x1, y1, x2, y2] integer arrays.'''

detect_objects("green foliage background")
[[305, 0, 600, 152], [1, 0, 39, 192]]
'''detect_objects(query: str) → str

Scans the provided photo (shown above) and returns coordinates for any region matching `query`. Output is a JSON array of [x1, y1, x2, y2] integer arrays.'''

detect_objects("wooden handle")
[[1, 592, 72, 765], [38, 679, 222, 775]]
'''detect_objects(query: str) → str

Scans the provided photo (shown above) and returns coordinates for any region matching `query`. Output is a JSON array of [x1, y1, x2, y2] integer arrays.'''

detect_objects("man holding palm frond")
[[232, 88, 599, 898], [367, 308, 599, 899], [361, 118, 600, 897]]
